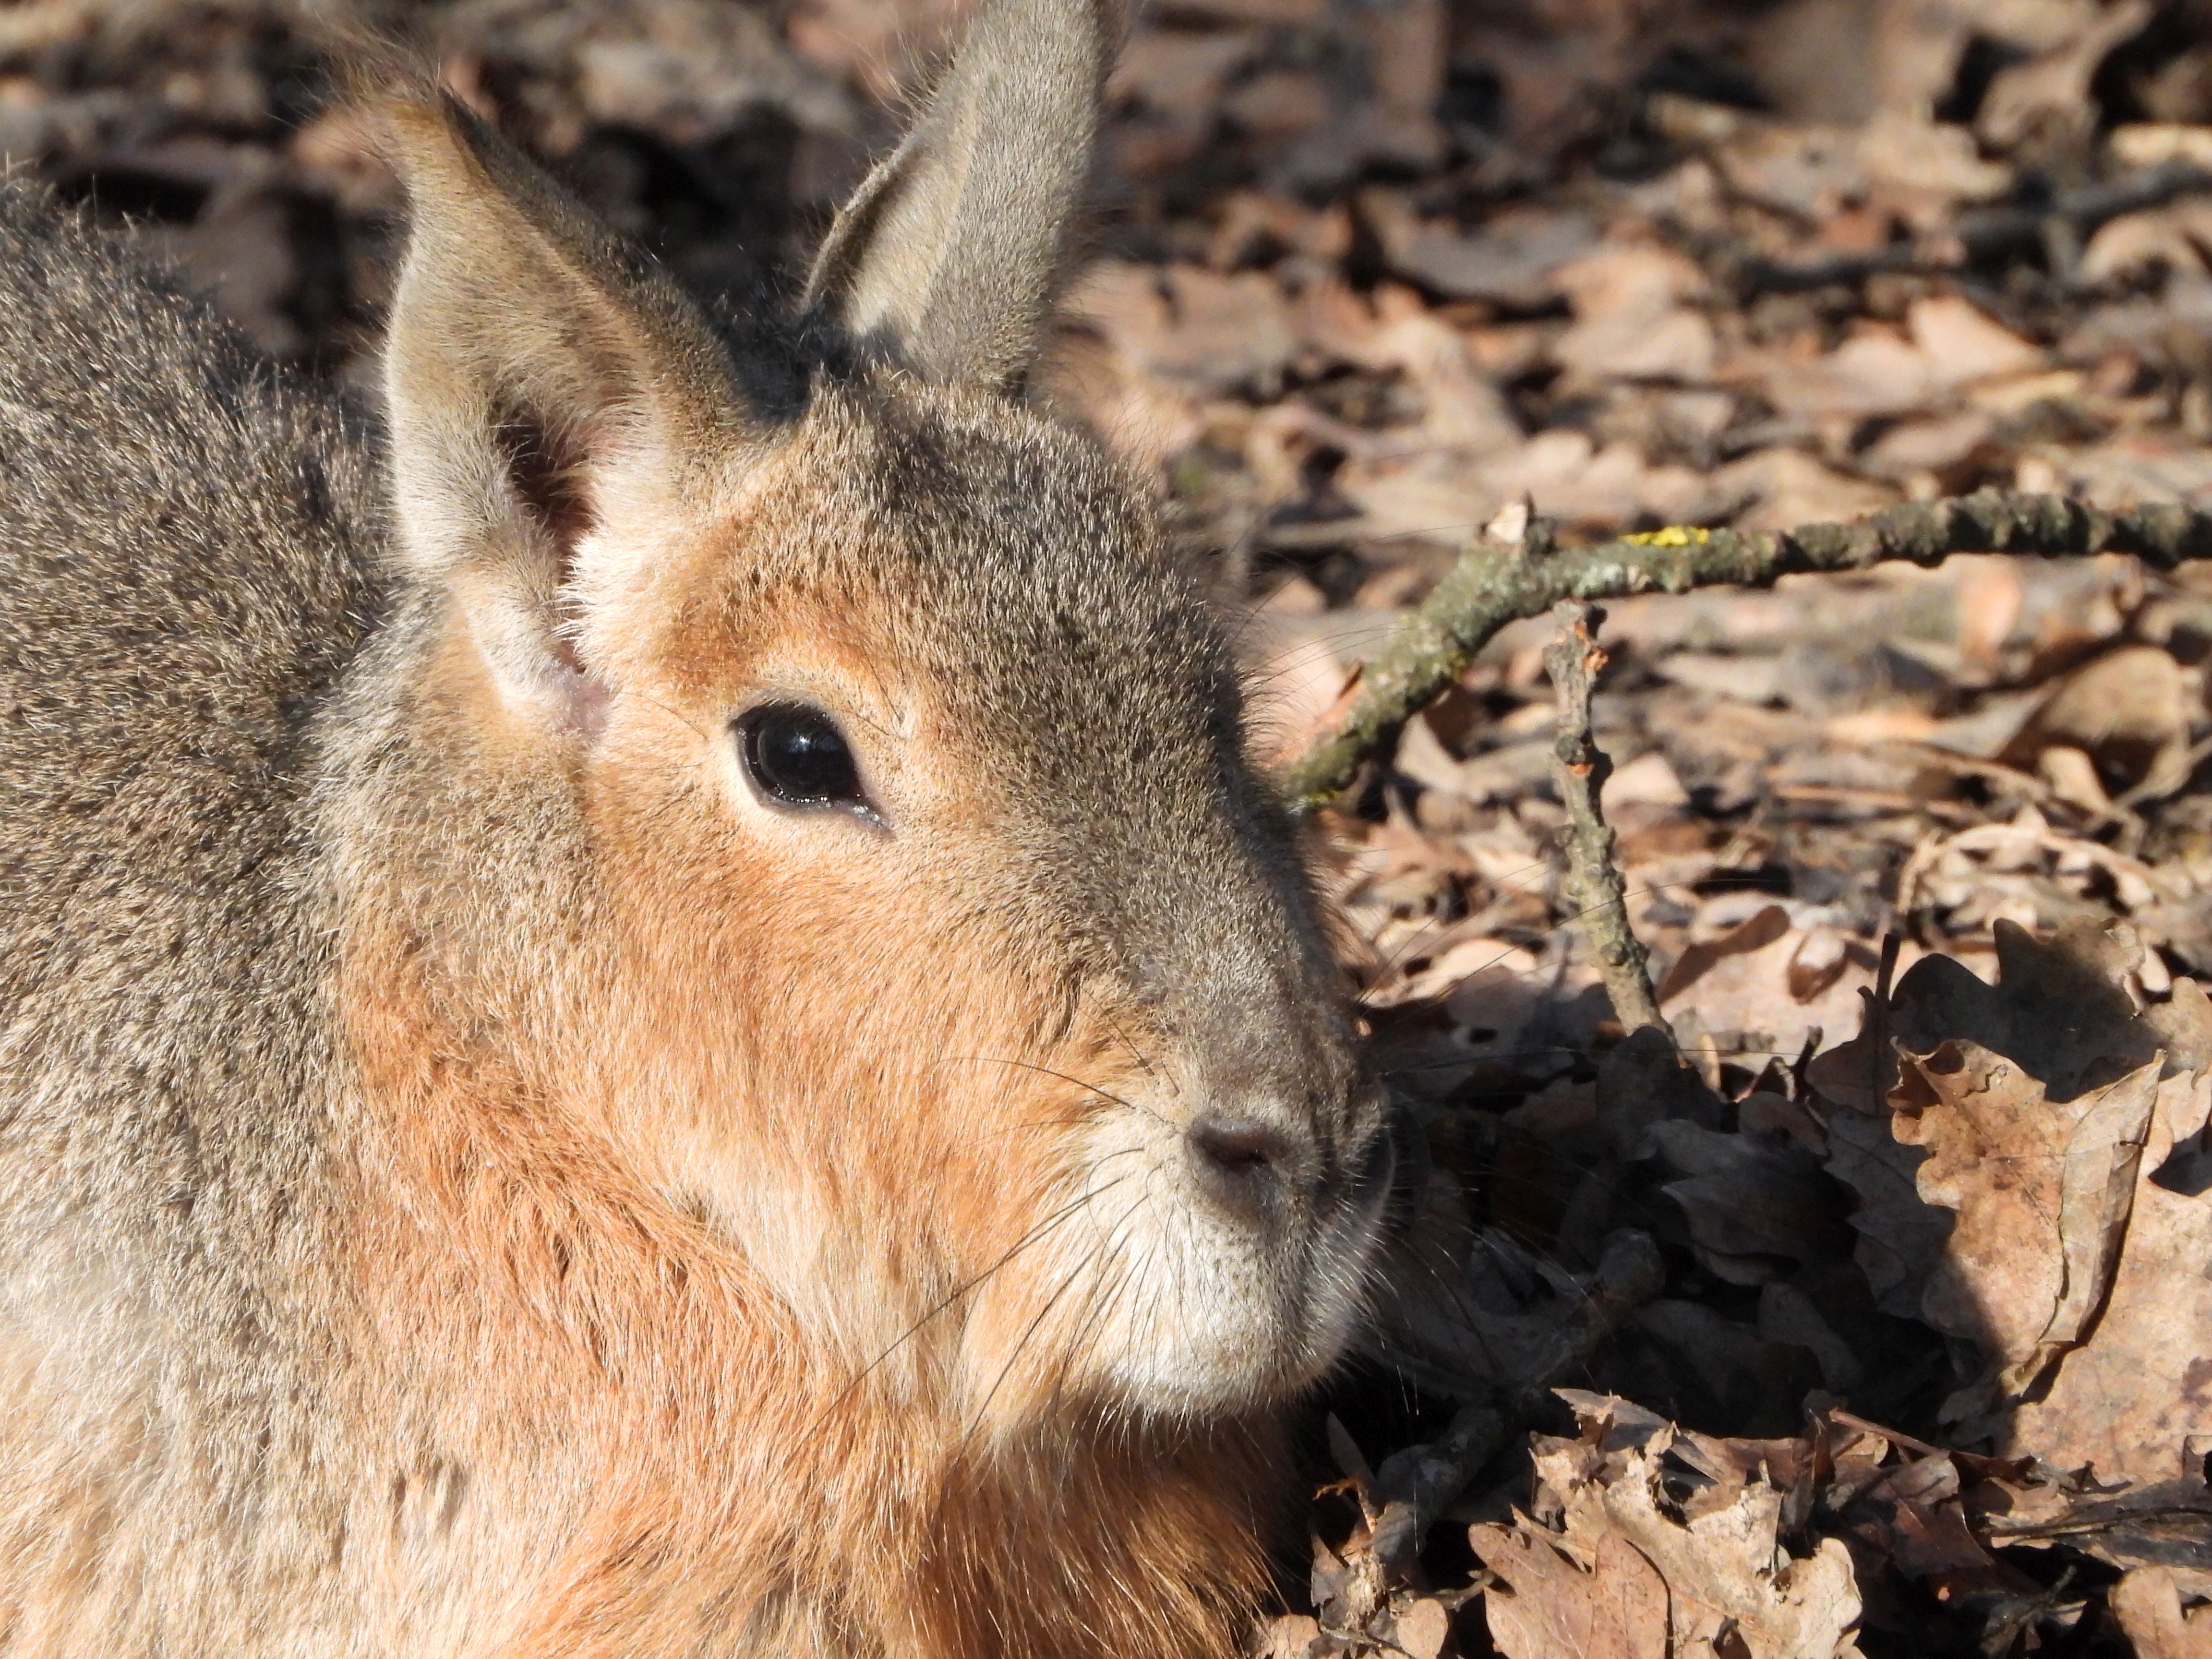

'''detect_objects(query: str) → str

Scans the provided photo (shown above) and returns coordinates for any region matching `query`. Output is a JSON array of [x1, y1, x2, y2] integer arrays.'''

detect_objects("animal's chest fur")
[[315, 947, 1283, 1659]]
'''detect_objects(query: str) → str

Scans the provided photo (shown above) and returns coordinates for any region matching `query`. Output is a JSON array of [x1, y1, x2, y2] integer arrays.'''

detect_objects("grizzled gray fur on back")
[[0, 181, 384, 1636]]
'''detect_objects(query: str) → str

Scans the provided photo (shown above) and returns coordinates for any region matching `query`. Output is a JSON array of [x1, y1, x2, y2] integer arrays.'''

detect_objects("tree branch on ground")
[[1284, 489, 2212, 810], [1543, 602, 1668, 1037]]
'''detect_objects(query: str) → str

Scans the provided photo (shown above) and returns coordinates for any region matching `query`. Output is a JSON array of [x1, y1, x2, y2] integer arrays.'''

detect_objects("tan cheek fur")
[[323, 559, 1288, 1659]]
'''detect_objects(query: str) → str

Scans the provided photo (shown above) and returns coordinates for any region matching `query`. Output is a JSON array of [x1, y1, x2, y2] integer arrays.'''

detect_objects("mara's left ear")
[[381, 97, 754, 729], [803, 0, 1112, 392]]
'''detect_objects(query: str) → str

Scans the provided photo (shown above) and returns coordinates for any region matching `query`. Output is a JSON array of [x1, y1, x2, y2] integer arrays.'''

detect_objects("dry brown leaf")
[[1364, 194, 1601, 307], [1827, 921, 2212, 1478], [1594, 1471, 1863, 1659], [1335, 426, 1697, 546], [1551, 242, 1715, 385], [1905, 295, 2046, 387], [1898, 1039, 2162, 1420], [1856, 110, 2015, 204], [1298, 282, 1520, 449], [1657, 904, 1793, 1003], [1768, 333, 1940, 420], [1881, 917, 2163, 1091], [1108, 29, 1260, 125], [1714, 116, 1866, 216], [1997, 645, 2193, 805], [2080, 199, 2212, 283], [1860, 411, 1995, 482], [1483, 1396, 1865, 1659], [2110, 122, 2212, 167], [1607, 749, 1692, 810], [2111, 1566, 2212, 1659], [2002, 1054, 2212, 1482], [1647, 1118, 1853, 1285], [1254, 1612, 1328, 1659], [1976, 0, 2154, 149], [1064, 260, 1301, 397], [1654, 903, 1884, 1068], [1471, 1524, 1668, 1659], [1392, 1596, 1453, 1659]]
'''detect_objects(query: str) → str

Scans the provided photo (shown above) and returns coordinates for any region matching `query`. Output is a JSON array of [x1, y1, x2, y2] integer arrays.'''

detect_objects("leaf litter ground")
[[9, 0, 2212, 1650]]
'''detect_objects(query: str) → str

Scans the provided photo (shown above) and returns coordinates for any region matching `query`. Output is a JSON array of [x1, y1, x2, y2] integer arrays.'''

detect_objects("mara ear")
[[381, 98, 751, 728], [803, 0, 1112, 391]]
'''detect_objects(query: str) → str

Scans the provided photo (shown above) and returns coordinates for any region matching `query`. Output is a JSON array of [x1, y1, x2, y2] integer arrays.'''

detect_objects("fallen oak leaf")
[[1894, 1039, 2160, 1421], [1646, 1118, 1854, 1286], [1822, 921, 2212, 1479], [1479, 1395, 1866, 1659], [1469, 1522, 1668, 1659], [1999, 1061, 2212, 1483], [1654, 903, 1791, 1005], [2109, 1565, 2212, 1658], [1583, 1441, 1863, 1659], [1815, 917, 2177, 1329]]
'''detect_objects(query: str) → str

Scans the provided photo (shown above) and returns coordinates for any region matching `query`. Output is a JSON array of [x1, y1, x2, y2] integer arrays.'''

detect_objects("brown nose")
[[1187, 1115, 1298, 1220], [1187, 1103, 1395, 1222]]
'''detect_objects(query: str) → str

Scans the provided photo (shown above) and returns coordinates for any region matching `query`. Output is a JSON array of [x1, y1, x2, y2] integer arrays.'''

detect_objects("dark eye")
[[737, 703, 872, 816]]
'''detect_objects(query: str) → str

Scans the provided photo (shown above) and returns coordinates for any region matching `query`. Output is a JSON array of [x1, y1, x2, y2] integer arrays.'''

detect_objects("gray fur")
[[0, 180, 381, 1646], [805, 0, 1110, 387]]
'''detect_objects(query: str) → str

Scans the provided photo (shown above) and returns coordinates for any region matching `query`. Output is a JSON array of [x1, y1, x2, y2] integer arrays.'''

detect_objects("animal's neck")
[[337, 941, 1281, 1659]]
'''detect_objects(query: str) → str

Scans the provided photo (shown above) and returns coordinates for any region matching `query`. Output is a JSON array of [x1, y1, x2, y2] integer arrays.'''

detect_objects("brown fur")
[[0, 0, 1387, 1651]]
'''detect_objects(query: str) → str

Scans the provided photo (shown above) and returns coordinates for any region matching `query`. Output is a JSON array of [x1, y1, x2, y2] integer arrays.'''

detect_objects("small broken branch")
[[1543, 603, 1667, 1037], [1722, 160, 2212, 293], [1284, 488, 2212, 810]]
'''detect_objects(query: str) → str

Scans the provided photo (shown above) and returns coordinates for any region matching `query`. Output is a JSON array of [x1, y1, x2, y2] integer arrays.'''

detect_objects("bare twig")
[[1284, 488, 2212, 809], [1721, 161, 2212, 293], [1542, 602, 1667, 1037], [1640, 97, 2212, 293]]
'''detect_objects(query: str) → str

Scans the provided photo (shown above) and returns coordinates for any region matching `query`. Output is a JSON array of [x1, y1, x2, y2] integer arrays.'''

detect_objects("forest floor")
[[8, 0, 2212, 1651]]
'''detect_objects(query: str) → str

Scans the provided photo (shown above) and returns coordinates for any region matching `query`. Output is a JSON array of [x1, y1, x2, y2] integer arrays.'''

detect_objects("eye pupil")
[[740, 704, 866, 811]]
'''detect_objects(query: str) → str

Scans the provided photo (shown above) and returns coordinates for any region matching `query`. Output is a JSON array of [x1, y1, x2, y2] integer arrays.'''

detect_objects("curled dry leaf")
[[1472, 1394, 1865, 1659], [1997, 644, 2195, 805], [1817, 918, 2212, 1479], [2001, 1042, 2212, 1482], [1646, 1118, 1854, 1286], [1653, 903, 1881, 1073], [2110, 1566, 2212, 1659], [1897, 1038, 2163, 1427]]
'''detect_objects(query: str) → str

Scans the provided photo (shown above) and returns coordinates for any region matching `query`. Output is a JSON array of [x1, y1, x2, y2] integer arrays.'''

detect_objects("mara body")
[[0, 2, 1389, 1653]]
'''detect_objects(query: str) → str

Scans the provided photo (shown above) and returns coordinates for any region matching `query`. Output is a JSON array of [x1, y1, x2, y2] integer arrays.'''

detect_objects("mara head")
[[343, 0, 1391, 1437]]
